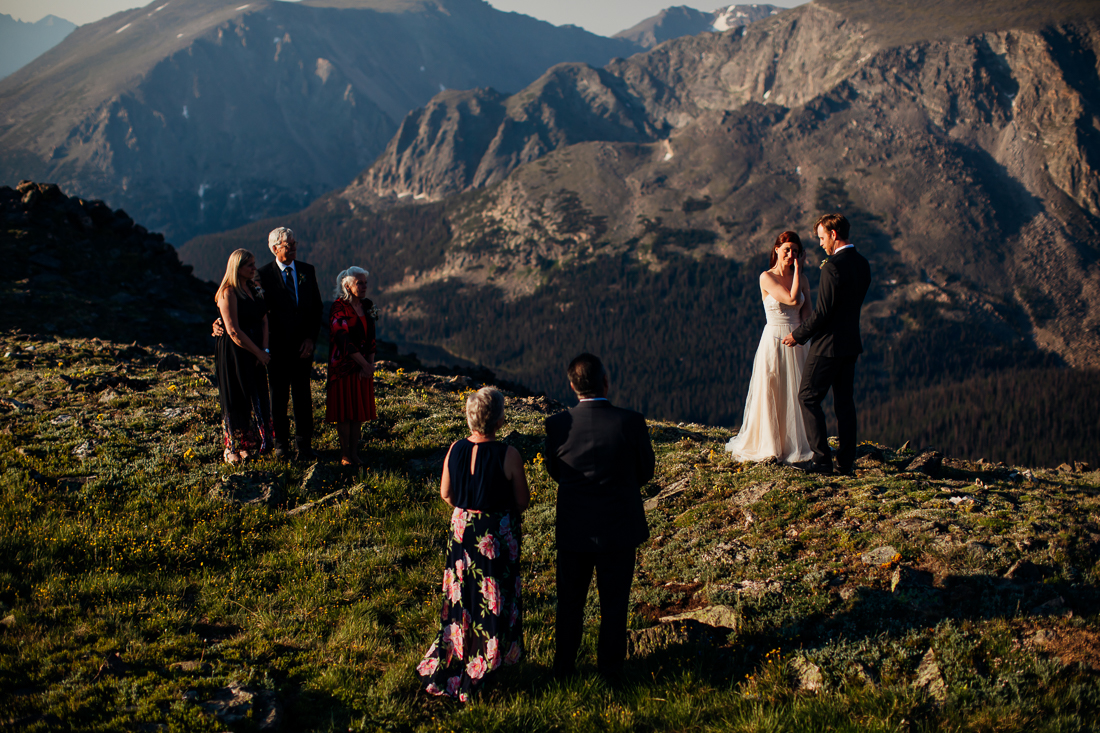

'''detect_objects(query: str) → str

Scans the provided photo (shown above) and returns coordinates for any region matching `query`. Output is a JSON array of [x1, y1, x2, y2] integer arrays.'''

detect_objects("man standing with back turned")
[[545, 353, 655, 679], [783, 213, 872, 476]]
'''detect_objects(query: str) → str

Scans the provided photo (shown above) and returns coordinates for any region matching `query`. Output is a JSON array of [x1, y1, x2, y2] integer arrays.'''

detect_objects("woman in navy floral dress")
[[417, 387, 530, 701]]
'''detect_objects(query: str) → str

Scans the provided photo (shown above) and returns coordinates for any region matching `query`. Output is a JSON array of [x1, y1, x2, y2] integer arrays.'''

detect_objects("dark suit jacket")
[[258, 260, 323, 356], [545, 400, 655, 552], [791, 246, 871, 357]]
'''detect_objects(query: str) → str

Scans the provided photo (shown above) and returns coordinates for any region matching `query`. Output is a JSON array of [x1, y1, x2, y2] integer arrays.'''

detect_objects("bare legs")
[[336, 421, 362, 466]]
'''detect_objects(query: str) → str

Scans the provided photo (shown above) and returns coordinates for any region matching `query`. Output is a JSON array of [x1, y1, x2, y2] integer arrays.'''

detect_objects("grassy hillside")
[[2, 331, 1098, 731]]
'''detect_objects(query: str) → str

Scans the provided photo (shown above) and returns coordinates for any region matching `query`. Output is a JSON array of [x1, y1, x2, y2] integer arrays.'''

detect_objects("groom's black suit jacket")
[[545, 400, 655, 553], [258, 260, 323, 356], [791, 247, 871, 357]]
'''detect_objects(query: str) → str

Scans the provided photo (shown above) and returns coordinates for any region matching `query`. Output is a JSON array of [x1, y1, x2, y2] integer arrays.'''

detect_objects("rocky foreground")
[[1, 330, 1098, 731]]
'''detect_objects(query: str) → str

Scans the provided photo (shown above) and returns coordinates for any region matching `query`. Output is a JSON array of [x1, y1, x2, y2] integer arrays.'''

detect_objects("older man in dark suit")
[[783, 213, 872, 476], [545, 353, 655, 679], [258, 227, 323, 460]]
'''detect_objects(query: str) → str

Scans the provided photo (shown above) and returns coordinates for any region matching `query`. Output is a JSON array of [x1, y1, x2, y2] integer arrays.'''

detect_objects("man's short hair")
[[815, 213, 850, 241], [568, 353, 606, 397], [268, 227, 294, 255]]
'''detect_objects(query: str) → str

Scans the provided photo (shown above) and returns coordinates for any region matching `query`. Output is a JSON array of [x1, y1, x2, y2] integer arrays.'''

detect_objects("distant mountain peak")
[[614, 3, 781, 48]]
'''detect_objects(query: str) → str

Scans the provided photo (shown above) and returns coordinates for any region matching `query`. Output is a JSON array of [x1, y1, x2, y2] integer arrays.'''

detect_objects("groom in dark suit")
[[545, 353, 655, 678], [783, 213, 871, 475], [259, 227, 323, 460]]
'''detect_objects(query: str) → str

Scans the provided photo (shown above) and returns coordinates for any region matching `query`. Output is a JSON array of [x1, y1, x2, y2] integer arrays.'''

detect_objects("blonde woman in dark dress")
[[215, 249, 273, 463]]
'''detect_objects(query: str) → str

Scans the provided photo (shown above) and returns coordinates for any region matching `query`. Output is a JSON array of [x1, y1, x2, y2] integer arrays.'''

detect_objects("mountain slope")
[[180, 1, 1100, 459], [0, 13, 76, 79], [0, 0, 640, 245]]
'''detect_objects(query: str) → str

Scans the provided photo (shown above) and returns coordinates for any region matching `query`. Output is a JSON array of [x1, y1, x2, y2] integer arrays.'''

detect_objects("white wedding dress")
[[725, 293, 814, 463]]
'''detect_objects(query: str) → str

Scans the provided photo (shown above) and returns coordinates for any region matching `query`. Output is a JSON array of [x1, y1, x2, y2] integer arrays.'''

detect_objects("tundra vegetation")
[[1, 333, 1098, 731]]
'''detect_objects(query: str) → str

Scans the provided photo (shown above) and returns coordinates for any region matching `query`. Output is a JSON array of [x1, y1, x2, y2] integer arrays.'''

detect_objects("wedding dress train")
[[725, 294, 813, 463]]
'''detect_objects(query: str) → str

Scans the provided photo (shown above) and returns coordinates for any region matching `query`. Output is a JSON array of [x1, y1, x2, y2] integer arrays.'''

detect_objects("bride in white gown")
[[726, 231, 814, 463]]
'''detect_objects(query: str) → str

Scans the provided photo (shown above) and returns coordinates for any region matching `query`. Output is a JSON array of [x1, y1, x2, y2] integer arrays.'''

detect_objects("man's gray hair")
[[466, 387, 505, 435], [268, 227, 294, 255], [335, 266, 370, 300]]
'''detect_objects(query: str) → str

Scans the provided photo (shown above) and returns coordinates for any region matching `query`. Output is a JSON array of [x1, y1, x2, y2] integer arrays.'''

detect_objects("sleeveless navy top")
[[447, 439, 515, 512]]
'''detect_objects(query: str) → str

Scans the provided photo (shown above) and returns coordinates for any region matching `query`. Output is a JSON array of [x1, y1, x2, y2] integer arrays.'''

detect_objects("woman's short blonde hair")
[[334, 266, 369, 300], [466, 387, 504, 435]]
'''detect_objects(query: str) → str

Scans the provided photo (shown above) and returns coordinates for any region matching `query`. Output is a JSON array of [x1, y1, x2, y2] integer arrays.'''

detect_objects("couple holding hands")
[[726, 213, 872, 476]]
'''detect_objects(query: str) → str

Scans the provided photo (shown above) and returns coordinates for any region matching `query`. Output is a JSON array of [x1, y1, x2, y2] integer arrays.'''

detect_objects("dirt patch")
[[1022, 622, 1100, 671]]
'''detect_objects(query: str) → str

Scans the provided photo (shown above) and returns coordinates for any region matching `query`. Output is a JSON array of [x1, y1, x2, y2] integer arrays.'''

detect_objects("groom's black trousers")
[[554, 547, 636, 676], [799, 353, 858, 470]]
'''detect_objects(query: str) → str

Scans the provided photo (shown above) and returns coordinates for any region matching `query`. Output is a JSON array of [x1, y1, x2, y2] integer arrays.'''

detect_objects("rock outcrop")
[[0, 0, 641, 244]]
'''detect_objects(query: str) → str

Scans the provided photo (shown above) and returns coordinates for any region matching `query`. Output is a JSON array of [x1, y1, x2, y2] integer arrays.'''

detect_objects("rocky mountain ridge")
[[0, 0, 642, 245], [178, 0, 1100, 447], [0, 13, 75, 79], [614, 4, 781, 49], [1, 180, 214, 354], [333, 1, 1100, 371]]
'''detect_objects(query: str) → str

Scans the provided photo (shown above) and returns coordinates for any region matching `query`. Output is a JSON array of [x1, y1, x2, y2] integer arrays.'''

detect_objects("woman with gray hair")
[[325, 266, 376, 466], [416, 386, 529, 701]]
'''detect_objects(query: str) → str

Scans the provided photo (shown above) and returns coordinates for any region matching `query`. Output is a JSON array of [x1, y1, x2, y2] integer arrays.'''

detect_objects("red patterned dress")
[[324, 298, 376, 423]]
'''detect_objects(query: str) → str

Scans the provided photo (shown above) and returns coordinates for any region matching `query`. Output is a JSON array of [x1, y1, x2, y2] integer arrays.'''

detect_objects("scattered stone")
[[449, 375, 475, 388], [792, 657, 823, 692], [374, 360, 400, 371], [300, 462, 344, 495], [729, 481, 780, 507], [626, 619, 720, 659], [914, 648, 946, 701], [210, 471, 282, 508], [201, 683, 280, 729], [72, 440, 96, 460], [156, 354, 182, 372], [861, 546, 899, 566], [965, 541, 990, 559], [50, 413, 74, 425], [98, 389, 122, 404], [905, 451, 942, 476], [890, 566, 933, 594], [738, 579, 783, 599], [162, 407, 187, 419], [170, 660, 211, 673], [1057, 463, 1074, 472], [1031, 596, 1070, 618], [287, 489, 346, 517], [644, 476, 691, 511], [0, 397, 32, 412], [898, 440, 910, 453], [0, 614, 15, 628], [948, 495, 975, 507], [658, 604, 739, 630], [1021, 469, 1034, 481], [96, 652, 130, 678], [1075, 462, 1092, 472]]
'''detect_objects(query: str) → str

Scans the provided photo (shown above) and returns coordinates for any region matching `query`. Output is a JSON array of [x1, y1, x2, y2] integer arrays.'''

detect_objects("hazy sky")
[[0, 0, 809, 36]]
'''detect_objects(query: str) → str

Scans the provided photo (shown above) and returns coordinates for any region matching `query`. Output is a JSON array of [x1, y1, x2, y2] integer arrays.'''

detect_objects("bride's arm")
[[759, 272, 799, 306]]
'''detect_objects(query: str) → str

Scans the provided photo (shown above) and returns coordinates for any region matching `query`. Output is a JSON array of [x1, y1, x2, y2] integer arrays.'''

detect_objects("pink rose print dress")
[[416, 439, 523, 701]]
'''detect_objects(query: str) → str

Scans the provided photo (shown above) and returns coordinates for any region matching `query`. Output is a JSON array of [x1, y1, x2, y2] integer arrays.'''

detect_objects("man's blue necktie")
[[284, 267, 296, 303]]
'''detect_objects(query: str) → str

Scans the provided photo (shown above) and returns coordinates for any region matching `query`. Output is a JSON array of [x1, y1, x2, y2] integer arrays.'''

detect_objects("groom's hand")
[[781, 334, 798, 347]]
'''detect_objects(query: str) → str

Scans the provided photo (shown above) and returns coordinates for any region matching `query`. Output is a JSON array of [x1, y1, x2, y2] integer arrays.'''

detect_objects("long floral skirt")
[[416, 507, 523, 701]]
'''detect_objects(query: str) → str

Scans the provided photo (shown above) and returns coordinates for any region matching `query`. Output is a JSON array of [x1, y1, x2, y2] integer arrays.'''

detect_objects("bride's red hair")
[[769, 231, 803, 268]]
